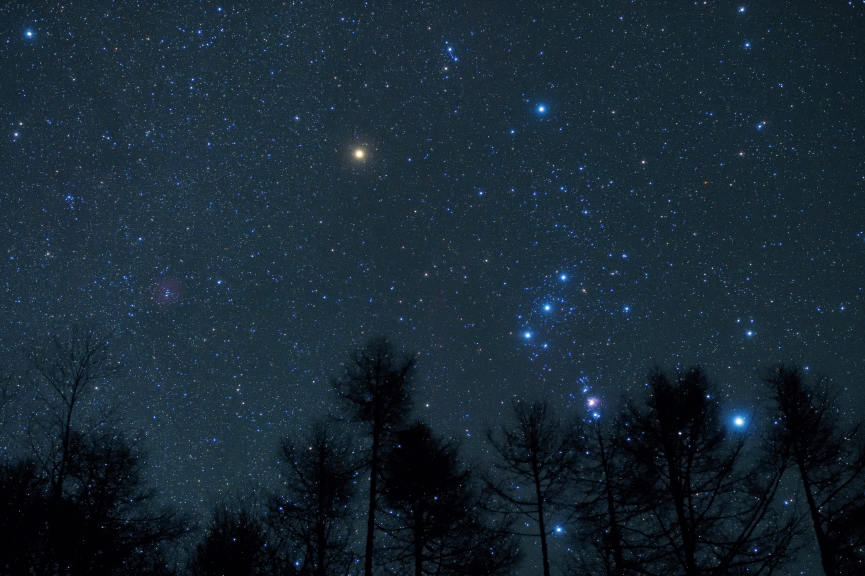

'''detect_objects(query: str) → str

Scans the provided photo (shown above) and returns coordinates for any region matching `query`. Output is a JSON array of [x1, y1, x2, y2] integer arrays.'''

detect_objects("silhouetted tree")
[[270, 421, 358, 576], [66, 430, 186, 575], [27, 326, 119, 503], [485, 400, 577, 576], [568, 415, 635, 576], [621, 367, 795, 576], [379, 422, 520, 576], [0, 327, 186, 575], [0, 457, 47, 575], [764, 364, 865, 576], [190, 505, 270, 576], [0, 369, 18, 435], [332, 336, 414, 576]]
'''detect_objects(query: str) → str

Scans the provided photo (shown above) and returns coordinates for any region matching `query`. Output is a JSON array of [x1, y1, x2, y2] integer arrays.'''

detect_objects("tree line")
[[1, 329, 864, 575]]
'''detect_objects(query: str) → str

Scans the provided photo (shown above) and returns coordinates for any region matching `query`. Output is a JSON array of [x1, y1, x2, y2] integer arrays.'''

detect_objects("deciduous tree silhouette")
[[621, 366, 795, 576], [332, 336, 414, 576], [0, 457, 47, 575], [764, 364, 865, 576], [270, 421, 358, 576], [380, 422, 520, 576], [0, 327, 186, 575], [568, 415, 635, 576], [190, 505, 270, 576], [0, 369, 18, 435], [27, 326, 119, 503], [485, 399, 577, 576]]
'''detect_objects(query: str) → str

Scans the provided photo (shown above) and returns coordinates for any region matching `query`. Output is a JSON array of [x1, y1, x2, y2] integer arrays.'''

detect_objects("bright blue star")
[[559, 274, 567, 281], [733, 416, 746, 428], [738, 6, 746, 12], [623, 306, 630, 313], [746, 330, 754, 337], [555, 526, 563, 534], [543, 304, 552, 312], [25, 30, 34, 38], [744, 42, 751, 49], [523, 331, 532, 340], [537, 105, 546, 114]]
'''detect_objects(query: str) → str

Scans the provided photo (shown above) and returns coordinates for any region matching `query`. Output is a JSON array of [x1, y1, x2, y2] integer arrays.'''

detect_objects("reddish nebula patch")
[[152, 277, 182, 307], [587, 397, 601, 409]]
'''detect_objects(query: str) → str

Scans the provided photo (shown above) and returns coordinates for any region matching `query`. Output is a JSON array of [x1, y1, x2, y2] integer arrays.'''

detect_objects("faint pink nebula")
[[152, 277, 182, 307], [587, 397, 600, 408]]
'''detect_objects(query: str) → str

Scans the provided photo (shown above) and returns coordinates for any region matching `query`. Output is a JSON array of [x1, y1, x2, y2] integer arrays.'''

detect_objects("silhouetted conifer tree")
[[485, 400, 577, 576], [332, 336, 414, 576], [270, 421, 358, 576], [621, 366, 795, 576], [764, 364, 865, 576], [380, 422, 520, 576]]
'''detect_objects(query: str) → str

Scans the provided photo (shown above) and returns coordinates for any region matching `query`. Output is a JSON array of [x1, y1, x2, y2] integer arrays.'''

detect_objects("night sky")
[[2, 0, 864, 522]]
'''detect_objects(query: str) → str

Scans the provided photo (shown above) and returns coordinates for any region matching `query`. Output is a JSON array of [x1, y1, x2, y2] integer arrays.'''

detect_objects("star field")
[[2, 1, 864, 533]]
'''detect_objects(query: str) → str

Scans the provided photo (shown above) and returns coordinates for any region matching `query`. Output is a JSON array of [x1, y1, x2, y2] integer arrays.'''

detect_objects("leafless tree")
[[380, 422, 520, 576], [485, 399, 578, 576], [764, 364, 865, 576], [0, 327, 186, 575], [271, 421, 358, 576], [190, 504, 270, 576], [331, 336, 414, 576], [568, 415, 636, 576], [620, 366, 796, 576]]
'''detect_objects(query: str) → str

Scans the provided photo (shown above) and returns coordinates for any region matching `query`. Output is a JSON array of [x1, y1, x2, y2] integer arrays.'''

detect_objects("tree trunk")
[[797, 454, 836, 576], [667, 455, 697, 576], [316, 510, 326, 576], [597, 430, 624, 576], [414, 511, 424, 576], [533, 466, 551, 576], [365, 430, 380, 576]]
